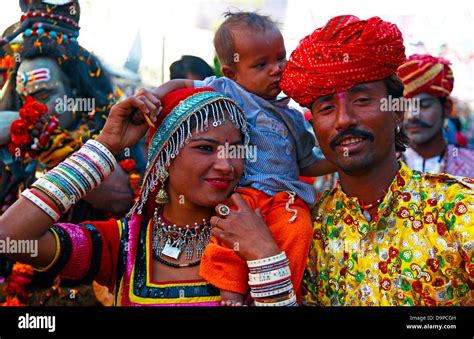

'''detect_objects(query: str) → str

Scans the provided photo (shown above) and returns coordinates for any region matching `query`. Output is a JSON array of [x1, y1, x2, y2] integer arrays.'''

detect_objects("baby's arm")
[[300, 158, 336, 177], [151, 79, 194, 98]]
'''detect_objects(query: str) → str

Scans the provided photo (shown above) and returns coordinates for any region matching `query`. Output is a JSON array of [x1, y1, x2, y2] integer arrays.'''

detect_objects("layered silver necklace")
[[152, 207, 212, 261]]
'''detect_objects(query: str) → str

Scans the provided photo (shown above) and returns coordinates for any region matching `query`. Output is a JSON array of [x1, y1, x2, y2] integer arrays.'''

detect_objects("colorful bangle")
[[68, 156, 100, 187], [61, 161, 94, 192], [33, 228, 61, 272], [77, 150, 109, 178], [22, 189, 61, 221], [85, 140, 116, 171], [250, 283, 294, 298], [81, 140, 115, 175], [31, 185, 66, 213], [44, 171, 79, 204], [75, 152, 105, 180], [55, 165, 88, 196], [33, 179, 72, 212], [25, 140, 117, 220], [250, 278, 293, 293], [48, 168, 84, 201]]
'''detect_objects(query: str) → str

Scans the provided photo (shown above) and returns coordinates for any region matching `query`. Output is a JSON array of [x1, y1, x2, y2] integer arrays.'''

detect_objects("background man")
[[397, 54, 474, 177]]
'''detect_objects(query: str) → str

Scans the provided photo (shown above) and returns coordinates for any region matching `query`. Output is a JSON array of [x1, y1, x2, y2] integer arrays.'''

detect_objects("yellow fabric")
[[303, 162, 474, 306], [37, 126, 90, 169]]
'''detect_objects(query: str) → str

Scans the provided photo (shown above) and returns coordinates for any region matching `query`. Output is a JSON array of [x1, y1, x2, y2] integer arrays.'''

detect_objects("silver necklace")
[[152, 208, 212, 261]]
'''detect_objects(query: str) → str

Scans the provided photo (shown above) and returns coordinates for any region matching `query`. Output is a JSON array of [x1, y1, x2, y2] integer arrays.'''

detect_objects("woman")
[[0, 87, 251, 306], [1, 86, 297, 307]]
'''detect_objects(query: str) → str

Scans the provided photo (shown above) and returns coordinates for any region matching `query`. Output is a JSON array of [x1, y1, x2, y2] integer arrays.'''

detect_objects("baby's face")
[[231, 28, 287, 100]]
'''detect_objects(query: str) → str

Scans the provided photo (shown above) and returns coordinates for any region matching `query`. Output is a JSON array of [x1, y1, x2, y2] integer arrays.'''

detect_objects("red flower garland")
[[118, 159, 142, 198], [1, 263, 33, 305], [8, 96, 58, 158]]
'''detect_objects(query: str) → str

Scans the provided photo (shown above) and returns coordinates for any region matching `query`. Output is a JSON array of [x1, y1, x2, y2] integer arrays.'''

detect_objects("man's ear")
[[443, 97, 453, 118], [221, 65, 236, 80]]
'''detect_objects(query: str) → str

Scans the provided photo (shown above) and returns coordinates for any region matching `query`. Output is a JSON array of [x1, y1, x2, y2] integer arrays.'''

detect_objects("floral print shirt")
[[303, 162, 473, 306]]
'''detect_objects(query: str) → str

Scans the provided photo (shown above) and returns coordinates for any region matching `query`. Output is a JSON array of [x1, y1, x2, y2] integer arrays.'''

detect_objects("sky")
[[1, 0, 473, 102]]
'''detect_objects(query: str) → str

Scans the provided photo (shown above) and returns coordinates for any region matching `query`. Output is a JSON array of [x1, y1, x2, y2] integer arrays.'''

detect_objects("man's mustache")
[[404, 119, 433, 129], [329, 129, 374, 150]]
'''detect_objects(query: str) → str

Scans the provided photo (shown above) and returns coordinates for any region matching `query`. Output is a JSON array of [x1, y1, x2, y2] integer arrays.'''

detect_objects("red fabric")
[[280, 15, 406, 107], [299, 176, 316, 185], [92, 219, 123, 292], [147, 87, 216, 145], [456, 132, 468, 148], [397, 54, 454, 98], [56, 218, 122, 293], [199, 188, 313, 303]]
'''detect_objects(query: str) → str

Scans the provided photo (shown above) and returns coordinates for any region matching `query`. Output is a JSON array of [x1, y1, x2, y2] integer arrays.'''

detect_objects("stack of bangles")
[[247, 252, 297, 306], [21, 140, 117, 221]]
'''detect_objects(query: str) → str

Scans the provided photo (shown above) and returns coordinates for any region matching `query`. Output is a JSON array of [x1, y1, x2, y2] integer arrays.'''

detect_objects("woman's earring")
[[396, 125, 401, 134], [155, 167, 169, 205]]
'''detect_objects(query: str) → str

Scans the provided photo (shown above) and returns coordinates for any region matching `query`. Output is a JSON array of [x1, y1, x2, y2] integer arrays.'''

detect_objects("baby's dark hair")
[[214, 11, 279, 67]]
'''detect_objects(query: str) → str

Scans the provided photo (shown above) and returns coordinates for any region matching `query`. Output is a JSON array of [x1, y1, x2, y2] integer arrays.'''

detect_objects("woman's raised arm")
[[0, 89, 160, 268]]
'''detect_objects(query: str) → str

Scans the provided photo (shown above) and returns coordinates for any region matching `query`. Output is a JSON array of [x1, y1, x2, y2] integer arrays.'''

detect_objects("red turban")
[[397, 54, 454, 98], [280, 15, 406, 107]]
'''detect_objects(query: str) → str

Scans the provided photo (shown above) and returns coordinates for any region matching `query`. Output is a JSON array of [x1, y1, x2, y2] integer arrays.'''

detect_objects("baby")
[[154, 11, 335, 305]]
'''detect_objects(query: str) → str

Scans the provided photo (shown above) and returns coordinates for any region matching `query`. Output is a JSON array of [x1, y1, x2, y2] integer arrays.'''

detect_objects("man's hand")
[[96, 88, 161, 155]]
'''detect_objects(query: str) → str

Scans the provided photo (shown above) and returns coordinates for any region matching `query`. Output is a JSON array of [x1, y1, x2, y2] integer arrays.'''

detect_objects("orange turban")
[[397, 54, 454, 98], [280, 15, 406, 107]]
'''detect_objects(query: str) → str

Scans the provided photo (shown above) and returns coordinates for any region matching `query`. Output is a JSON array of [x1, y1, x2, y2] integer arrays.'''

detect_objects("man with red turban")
[[397, 54, 474, 177], [209, 15, 474, 306]]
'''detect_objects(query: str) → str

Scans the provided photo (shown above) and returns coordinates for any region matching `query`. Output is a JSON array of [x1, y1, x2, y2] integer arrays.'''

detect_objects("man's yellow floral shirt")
[[303, 162, 473, 306]]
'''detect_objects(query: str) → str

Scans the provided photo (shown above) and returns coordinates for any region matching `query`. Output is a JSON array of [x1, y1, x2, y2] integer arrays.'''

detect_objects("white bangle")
[[251, 283, 294, 298], [254, 294, 297, 307], [33, 178, 72, 211], [22, 189, 61, 221], [247, 252, 287, 268], [79, 148, 112, 176], [248, 265, 291, 285], [84, 139, 117, 172], [68, 155, 102, 187], [88, 139, 116, 163]]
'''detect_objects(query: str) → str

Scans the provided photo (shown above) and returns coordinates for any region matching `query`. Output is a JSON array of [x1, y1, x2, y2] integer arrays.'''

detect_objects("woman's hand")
[[210, 193, 280, 261], [95, 88, 161, 155]]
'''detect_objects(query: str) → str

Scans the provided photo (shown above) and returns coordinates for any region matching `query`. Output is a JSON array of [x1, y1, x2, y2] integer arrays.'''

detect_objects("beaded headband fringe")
[[127, 91, 249, 217]]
